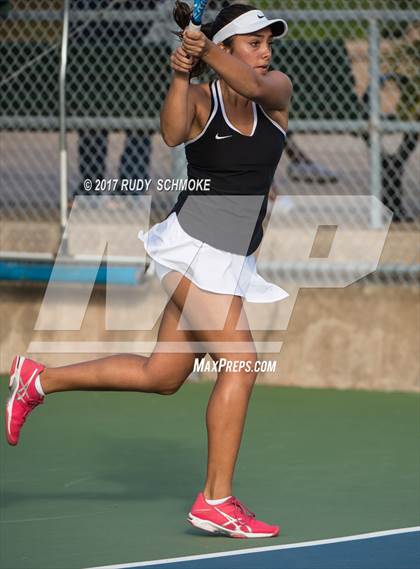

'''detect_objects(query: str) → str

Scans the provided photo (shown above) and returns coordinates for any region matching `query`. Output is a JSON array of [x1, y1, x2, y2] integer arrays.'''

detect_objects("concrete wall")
[[1, 280, 418, 392]]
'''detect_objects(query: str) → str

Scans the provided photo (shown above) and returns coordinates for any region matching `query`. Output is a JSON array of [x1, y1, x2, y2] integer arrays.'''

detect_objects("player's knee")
[[243, 369, 258, 388], [241, 356, 258, 387], [153, 375, 185, 396], [215, 353, 258, 386], [155, 383, 181, 396]]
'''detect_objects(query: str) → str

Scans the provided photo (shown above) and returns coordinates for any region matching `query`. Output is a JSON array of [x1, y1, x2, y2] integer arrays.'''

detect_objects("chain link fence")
[[0, 0, 419, 285]]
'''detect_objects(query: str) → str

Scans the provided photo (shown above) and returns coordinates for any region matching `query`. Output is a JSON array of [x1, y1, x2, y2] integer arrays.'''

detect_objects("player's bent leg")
[[5, 297, 203, 445], [36, 299, 200, 394]]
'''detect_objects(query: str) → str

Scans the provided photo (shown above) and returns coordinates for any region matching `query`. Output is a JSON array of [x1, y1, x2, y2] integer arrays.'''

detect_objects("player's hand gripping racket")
[[189, 0, 209, 32]]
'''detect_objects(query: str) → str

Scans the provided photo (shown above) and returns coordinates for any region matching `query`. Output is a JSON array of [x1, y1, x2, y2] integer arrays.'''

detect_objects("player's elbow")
[[160, 119, 186, 147], [161, 129, 184, 148], [253, 74, 293, 109], [162, 134, 181, 147]]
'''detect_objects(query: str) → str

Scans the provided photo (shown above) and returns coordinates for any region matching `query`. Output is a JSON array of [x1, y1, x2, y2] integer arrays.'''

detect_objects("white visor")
[[212, 9, 288, 45]]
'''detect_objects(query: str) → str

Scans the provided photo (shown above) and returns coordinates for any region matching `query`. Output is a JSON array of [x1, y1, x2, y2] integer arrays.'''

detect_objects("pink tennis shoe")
[[188, 492, 280, 538], [6, 356, 45, 446]]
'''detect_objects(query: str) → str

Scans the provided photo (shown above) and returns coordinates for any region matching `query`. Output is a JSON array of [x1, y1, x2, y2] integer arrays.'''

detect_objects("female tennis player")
[[6, 3, 291, 539]]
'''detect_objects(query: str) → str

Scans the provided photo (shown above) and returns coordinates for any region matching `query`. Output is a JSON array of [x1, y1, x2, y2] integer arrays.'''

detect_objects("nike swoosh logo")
[[215, 134, 233, 140], [257, 14, 265, 18]]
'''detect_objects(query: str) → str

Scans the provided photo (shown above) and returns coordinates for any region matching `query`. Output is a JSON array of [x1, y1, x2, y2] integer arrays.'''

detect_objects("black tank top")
[[170, 79, 286, 255]]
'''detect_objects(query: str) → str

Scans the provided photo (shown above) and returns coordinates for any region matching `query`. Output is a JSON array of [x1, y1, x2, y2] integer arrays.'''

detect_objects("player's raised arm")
[[204, 46, 292, 110], [160, 48, 197, 147]]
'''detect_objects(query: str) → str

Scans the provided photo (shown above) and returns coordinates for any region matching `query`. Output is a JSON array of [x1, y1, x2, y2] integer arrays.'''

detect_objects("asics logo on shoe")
[[16, 372, 37, 401], [17, 381, 30, 401], [214, 506, 246, 532], [215, 133, 233, 140]]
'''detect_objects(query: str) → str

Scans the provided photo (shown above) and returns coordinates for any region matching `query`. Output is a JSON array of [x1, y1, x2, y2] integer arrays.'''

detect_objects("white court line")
[[84, 526, 420, 569]]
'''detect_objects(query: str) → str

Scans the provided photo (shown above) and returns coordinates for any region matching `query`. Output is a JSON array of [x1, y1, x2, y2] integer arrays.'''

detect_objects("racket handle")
[[188, 21, 201, 32]]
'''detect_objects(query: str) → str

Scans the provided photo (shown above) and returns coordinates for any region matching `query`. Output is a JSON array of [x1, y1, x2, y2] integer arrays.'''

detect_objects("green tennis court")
[[1, 381, 418, 569]]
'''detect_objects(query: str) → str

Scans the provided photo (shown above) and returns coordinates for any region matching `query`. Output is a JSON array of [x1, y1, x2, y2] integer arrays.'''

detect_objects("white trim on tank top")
[[216, 80, 257, 137], [257, 105, 287, 138], [184, 82, 219, 147]]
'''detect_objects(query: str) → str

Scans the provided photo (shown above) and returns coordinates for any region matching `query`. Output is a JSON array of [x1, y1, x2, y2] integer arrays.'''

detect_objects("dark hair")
[[173, 2, 256, 77]]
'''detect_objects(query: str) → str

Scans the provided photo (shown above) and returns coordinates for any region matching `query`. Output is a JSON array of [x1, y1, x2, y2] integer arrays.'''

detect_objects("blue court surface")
[[88, 528, 420, 569], [0, 260, 142, 286]]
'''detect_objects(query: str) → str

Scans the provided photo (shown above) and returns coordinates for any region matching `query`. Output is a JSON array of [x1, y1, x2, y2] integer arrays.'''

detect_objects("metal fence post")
[[368, 16, 383, 228], [59, 0, 70, 232]]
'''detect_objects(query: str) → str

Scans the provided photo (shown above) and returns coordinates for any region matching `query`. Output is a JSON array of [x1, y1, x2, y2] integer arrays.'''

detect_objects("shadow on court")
[[2, 436, 203, 508]]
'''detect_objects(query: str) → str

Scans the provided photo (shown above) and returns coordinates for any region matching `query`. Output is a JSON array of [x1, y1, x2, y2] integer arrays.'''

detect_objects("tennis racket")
[[189, 0, 209, 32]]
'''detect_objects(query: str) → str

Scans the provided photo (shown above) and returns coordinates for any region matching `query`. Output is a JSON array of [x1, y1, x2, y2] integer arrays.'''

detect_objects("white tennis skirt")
[[138, 212, 289, 303]]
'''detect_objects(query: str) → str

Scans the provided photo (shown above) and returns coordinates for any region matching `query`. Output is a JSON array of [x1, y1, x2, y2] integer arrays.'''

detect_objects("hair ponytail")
[[172, 1, 214, 78], [173, 0, 192, 32]]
